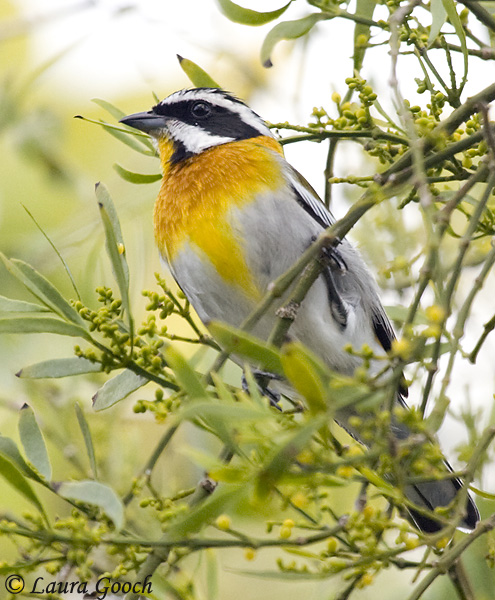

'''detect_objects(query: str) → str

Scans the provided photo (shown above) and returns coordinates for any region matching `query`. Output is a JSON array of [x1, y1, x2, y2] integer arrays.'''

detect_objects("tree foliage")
[[1, 1, 495, 599]]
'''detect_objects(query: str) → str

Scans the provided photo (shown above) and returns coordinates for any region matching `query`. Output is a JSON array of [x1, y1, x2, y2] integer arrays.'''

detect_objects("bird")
[[120, 87, 479, 533]]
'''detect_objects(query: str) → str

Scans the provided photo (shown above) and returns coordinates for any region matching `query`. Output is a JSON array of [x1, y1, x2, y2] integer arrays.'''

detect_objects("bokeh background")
[[1, 1, 495, 598]]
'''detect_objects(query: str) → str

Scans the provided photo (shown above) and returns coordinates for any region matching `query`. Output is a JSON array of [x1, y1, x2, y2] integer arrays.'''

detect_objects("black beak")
[[119, 111, 169, 134]]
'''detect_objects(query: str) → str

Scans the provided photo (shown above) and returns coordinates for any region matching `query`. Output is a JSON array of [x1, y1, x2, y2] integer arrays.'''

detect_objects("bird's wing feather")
[[287, 166, 335, 229], [285, 165, 401, 363]]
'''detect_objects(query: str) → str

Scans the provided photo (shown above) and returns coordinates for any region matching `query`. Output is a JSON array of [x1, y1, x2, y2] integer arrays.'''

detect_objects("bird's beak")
[[120, 111, 169, 134]]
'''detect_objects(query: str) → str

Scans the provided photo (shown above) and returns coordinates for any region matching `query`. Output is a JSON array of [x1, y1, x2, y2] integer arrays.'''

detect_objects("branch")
[[426, 166, 495, 413], [378, 82, 495, 184], [407, 513, 495, 600], [457, 0, 495, 33], [122, 424, 180, 506], [273, 126, 410, 147]]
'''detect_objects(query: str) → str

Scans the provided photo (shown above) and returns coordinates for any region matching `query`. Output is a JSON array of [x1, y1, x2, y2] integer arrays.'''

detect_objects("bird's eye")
[[190, 101, 211, 119]]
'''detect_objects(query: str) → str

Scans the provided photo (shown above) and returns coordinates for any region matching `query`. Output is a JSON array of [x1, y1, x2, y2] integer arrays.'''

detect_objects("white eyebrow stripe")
[[158, 89, 273, 138]]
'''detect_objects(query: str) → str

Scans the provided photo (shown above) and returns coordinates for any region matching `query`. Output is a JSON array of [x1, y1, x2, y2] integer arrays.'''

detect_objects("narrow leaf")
[[92, 369, 148, 411], [102, 122, 156, 154], [0, 436, 42, 482], [441, 0, 468, 78], [0, 454, 46, 516], [164, 346, 208, 399], [177, 55, 221, 88], [217, 0, 292, 26], [17, 357, 101, 379], [0, 295, 49, 313], [385, 305, 428, 326], [206, 549, 219, 600], [429, 0, 447, 44], [95, 183, 132, 325], [181, 402, 261, 457], [353, 0, 377, 72], [92, 98, 127, 120], [58, 481, 124, 529], [0, 317, 91, 339], [166, 484, 247, 540], [21, 203, 81, 302], [0, 254, 84, 326], [261, 14, 327, 67], [208, 321, 283, 375], [257, 417, 325, 496], [75, 403, 98, 479], [75, 115, 156, 155], [113, 163, 162, 184], [179, 401, 268, 424], [281, 344, 327, 414], [18, 405, 52, 481]]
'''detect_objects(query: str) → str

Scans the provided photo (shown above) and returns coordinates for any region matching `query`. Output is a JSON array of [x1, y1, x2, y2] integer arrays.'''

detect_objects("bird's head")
[[120, 88, 274, 163]]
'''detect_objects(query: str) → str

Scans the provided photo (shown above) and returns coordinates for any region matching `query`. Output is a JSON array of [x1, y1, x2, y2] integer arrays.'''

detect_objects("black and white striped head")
[[120, 88, 273, 162]]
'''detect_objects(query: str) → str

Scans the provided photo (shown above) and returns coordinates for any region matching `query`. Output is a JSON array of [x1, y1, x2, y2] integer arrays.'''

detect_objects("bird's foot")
[[242, 369, 282, 411]]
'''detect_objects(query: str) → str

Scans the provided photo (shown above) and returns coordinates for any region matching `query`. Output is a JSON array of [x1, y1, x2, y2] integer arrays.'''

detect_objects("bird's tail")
[[405, 473, 479, 533]]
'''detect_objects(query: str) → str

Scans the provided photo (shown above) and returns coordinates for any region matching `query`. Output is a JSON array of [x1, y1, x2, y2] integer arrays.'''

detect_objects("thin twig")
[[122, 424, 180, 506]]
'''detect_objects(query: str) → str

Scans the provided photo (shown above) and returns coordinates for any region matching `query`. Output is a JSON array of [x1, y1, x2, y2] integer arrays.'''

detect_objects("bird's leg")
[[319, 239, 348, 273], [242, 369, 282, 411]]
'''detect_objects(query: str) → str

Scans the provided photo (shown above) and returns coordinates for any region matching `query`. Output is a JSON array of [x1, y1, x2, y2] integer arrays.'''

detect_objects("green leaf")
[[76, 115, 156, 155], [95, 183, 132, 327], [102, 121, 156, 155], [180, 401, 266, 455], [177, 55, 221, 88], [179, 401, 269, 425], [256, 417, 325, 496], [0, 254, 85, 326], [166, 484, 247, 540], [281, 343, 327, 414], [0, 453, 46, 517], [208, 321, 283, 375], [217, 0, 292, 26], [441, 0, 468, 78], [384, 305, 428, 326], [0, 436, 42, 482], [429, 0, 447, 44], [21, 203, 81, 302], [92, 369, 148, 411], [18, 405, 52, 481], [0, 295, 49, 313], [180, 445, 234, 473], [58, 481, 124, 529], [206, 549, 219, 600], [92, 98, 127, 120], [113, 163, 162, 184], [261, 14, 327, 67], [17, 357, 101, 379], [75, 403, 98, 479], [0, 317, 91, 339], [164, 346, 208, 399], [423, 341, 451, 358], [353, 0, 377, 72]]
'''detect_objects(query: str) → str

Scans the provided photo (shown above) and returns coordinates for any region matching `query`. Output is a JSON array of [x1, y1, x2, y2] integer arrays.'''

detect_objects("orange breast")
[[153, 136, 285, 299]]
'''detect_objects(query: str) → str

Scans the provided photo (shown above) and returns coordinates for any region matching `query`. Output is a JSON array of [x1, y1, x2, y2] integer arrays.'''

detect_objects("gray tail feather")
[[405, 475, 479, 533]]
